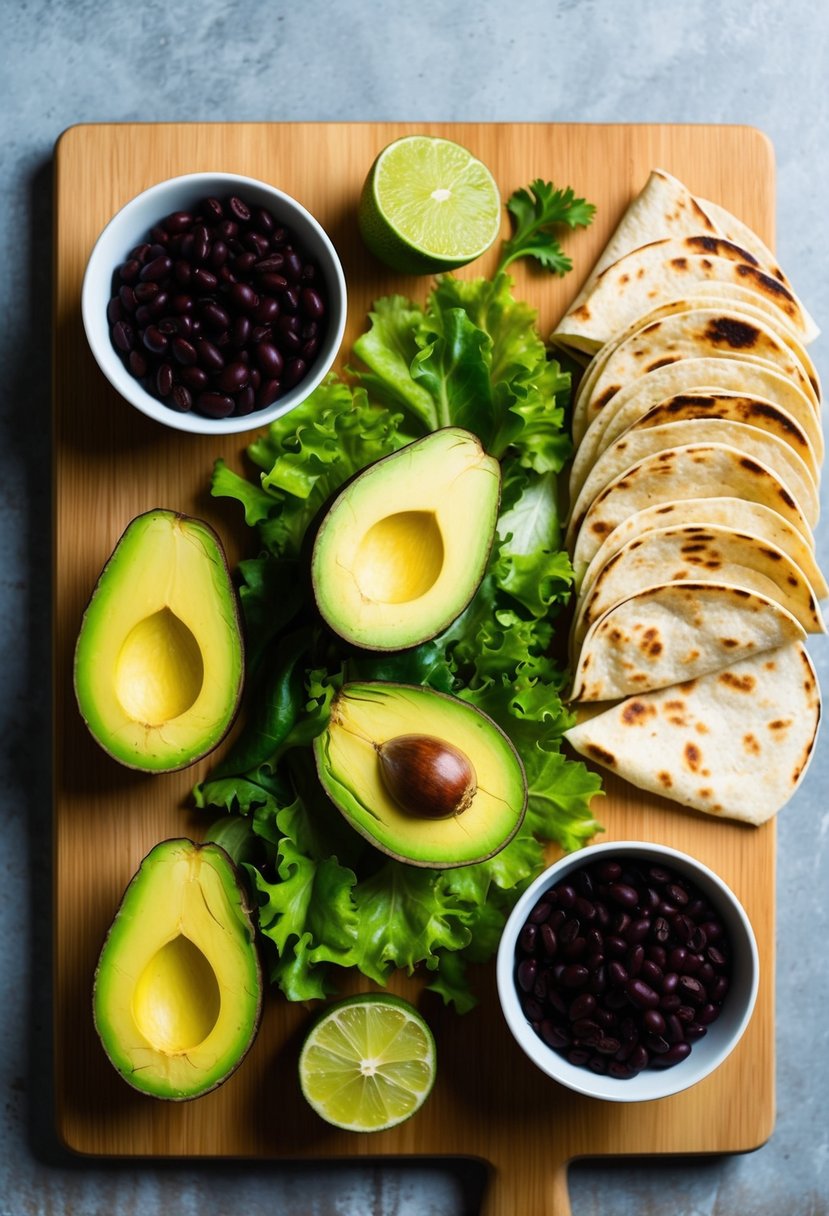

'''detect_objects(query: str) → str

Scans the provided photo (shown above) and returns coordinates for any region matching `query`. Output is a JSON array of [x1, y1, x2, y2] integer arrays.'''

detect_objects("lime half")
[[359, 135, 502, 275], [298, 993, 436, 1132]]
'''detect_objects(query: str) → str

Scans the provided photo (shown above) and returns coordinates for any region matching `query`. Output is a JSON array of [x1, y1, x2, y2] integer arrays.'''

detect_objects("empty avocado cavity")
[[93, 838, 262, 1101]]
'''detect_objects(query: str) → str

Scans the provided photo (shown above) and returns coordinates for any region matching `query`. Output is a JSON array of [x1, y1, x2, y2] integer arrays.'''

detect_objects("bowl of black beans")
[[82, 172, 347, 434], [496, 840, 759, 1102]]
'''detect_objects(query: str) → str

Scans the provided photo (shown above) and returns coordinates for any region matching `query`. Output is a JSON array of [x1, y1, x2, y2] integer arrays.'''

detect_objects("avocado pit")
[[377, 733, 477, 819]]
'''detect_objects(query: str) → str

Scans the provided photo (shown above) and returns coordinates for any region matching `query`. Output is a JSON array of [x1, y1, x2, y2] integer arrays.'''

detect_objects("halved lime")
[[298, 993, 436, 1132], [359, 135, 502, 275]]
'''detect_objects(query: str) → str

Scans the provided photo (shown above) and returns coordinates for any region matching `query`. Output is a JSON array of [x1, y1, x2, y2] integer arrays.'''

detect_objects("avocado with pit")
[[74, 509, 244, 772], [93, 838, 262, 1100], [310, 427, 501, 651], [314, 681, 527, 867]]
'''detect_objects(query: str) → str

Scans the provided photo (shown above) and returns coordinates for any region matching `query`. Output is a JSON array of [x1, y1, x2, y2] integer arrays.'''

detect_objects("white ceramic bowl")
[[81, 172, 347, 435], [496, 840, 759, 1103]]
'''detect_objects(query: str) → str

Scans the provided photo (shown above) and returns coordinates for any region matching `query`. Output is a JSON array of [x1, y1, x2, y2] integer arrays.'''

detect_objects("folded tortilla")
[[554, 168, 818, 352], [564, 642, 820, 824], [569, 582, 805, 703], [571, 524, 824, 649], [571, 442, 814, 577], [570, 359, 825, 497], [573, 290, 818, 418], [577, 498, 829, 601], [567, 418, 819, 543], [572, 307, 819, 445]]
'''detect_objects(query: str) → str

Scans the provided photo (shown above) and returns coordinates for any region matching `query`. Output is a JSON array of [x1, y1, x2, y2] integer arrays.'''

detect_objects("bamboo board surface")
[[53, 123, 778, 1215]]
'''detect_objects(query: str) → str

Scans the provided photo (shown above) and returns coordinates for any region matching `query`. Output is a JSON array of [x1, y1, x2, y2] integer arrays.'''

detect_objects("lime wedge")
[[359, 135, 502, 275], [298, 993, 436, 1132]]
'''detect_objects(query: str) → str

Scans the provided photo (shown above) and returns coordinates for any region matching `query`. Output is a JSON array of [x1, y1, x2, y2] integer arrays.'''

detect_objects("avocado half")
[[310, 428, 501, 651], [314, 682, 527, 867], [93, 838, 262, 1101], [74, 509, 244, 772]]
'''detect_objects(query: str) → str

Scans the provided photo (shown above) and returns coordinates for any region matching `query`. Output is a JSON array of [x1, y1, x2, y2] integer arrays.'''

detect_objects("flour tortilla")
[[567, 169, 799, 308], [571, 525, 824, 650], [555, 167, 818, 351], [564, 642, 820, 824], [619, 394, 820, 483], [570, 359, 825, 496], [569, 582, 805, 703], [570, 392, 821, 508], [567, 419, 819, 544], [572, 307, 819, 445], [571, 443, 814, 577], [573, 292, 819, 424], [577, 499, 829, 601]]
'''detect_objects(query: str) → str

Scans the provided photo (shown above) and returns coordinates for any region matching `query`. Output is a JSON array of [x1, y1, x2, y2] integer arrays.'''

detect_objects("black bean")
[[518, 923, 537, 955], [119, 284, 137, 313], [529, 898, 552, 925], [157, 317, 179, 336], [107, 296, 124, 325], [111, 321, 134, 352], [229, 195, 251, 222], [301, 287, 325, 318], [254, 206, 275, 234], [628, 1044, 649, 1072], [540, 1021, 571, 1050], [625, 917, 651, 945], [608, 1061, 635, 1079], [608, 961, 628, 987], [642, 1009, 666, 1037], [218, 361, 250, 394], [559, 917, 581, 946], [707, 946, 727, 969], [648, 866, 672, 884], [134, 280, 160, 303], [128, 242, 152, 263], [648, 944, 667, 967], [256, 379, 281, 410], [172, 337, 198, 366], [140, 255, 172, 283], [180, 365, 209, 392], [569, 993, 597, 1021], [709, 975, 729, 1003], [260, 271, 289, 294], [626, 978, 660, 1009], [683, 1023, 708, 1042], [197, 391, 235, 418], [142, 325, 168, 355], [627, 945, 644, 977], [697, 1003, 721, 1026], [651, 1042, 692, 1068], [192, 267, 218, 292], [609, 883, 639, 909], [150, 224, 169, 245], [128, 350, 147, 378], [540, 924, 557, 957], [560, 964, 589, 989], [641, 960, 663, 987], [196, 338, 225, 371], [556, 884, 576, 909], [169, 384, 192, 412], [156, 362, 173, 397], [209, 240, 229, 269], [256, 253, 285, 274], [174, 259, 192, 285], [665, 1014, 684, 1044], [666, 883, 689, 907], [660, 993, 681, 1013], [645, 1033, 670, 1054], [253, 295, 280, 324], [567, 1049, 590, 1067]]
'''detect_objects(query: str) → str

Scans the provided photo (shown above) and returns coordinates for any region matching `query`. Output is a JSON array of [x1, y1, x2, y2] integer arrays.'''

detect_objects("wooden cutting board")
[[53, 123, 777, 1215]]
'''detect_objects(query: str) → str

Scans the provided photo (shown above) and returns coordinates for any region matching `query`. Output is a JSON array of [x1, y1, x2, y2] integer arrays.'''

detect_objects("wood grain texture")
[[53, 123, 777, 1216]]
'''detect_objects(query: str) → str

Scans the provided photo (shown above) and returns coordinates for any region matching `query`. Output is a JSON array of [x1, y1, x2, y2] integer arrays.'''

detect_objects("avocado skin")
[[74, 509, 245, 773], [92, 838, 262, 1101]]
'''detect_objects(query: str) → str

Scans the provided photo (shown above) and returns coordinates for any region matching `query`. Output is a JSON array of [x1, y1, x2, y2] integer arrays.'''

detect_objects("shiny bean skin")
[[197, 391, 235, 418]]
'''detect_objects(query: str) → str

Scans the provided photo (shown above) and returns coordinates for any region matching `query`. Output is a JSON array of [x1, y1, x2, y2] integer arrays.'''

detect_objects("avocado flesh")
[[74, 510, 244, 772], [311, 428, 501, 650], [93, 838, 262, 1100], [314, 682, 527, 867]]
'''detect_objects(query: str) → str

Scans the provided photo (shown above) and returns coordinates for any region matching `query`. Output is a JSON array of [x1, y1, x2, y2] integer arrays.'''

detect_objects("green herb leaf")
[[498, 179, 596, 275]]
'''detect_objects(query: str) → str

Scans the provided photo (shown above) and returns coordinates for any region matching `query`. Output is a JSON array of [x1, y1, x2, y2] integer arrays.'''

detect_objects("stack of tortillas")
[[553, 169, 823, 826]]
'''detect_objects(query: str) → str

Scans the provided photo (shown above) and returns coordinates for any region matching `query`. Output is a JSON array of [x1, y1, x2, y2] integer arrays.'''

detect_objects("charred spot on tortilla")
[[695, 721, 709, 735], [621, 700, 656, 725], [609, 628, 623, 643], [705, 316, 761, 349], [684, 742, 702, 771], [571, 303, 591, 321], [736, 262, 797, 303], [655, 504, 675, 515], [698, 788, 714, 803], [768, 718, 793, 733], [719, 671, 757, 692], [646, 356, 681, 373], [670, 257, 689, 270], [586, 743, 616, 767], [592, 384, 622, 413], [721, 637, 741, 648], [758, 546, 783, 561], [658, 771, 673, 788], [739, 456, 764, 475], [743, 733, 762, 755], [619, 273, 630, 285], [590, 520, 612, 537], [690, 198, 717, 230]]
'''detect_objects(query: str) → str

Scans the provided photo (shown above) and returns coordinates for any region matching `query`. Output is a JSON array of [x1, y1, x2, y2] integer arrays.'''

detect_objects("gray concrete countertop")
[[3, 1, 827, 1212]]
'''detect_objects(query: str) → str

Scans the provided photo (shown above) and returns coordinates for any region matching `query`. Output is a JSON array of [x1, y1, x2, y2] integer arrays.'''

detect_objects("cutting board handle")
[[482, 1159, 571, 1215]]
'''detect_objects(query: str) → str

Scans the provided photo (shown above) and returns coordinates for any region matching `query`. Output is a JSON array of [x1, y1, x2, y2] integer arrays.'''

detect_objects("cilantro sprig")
[[497, 179, 596, 276]]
